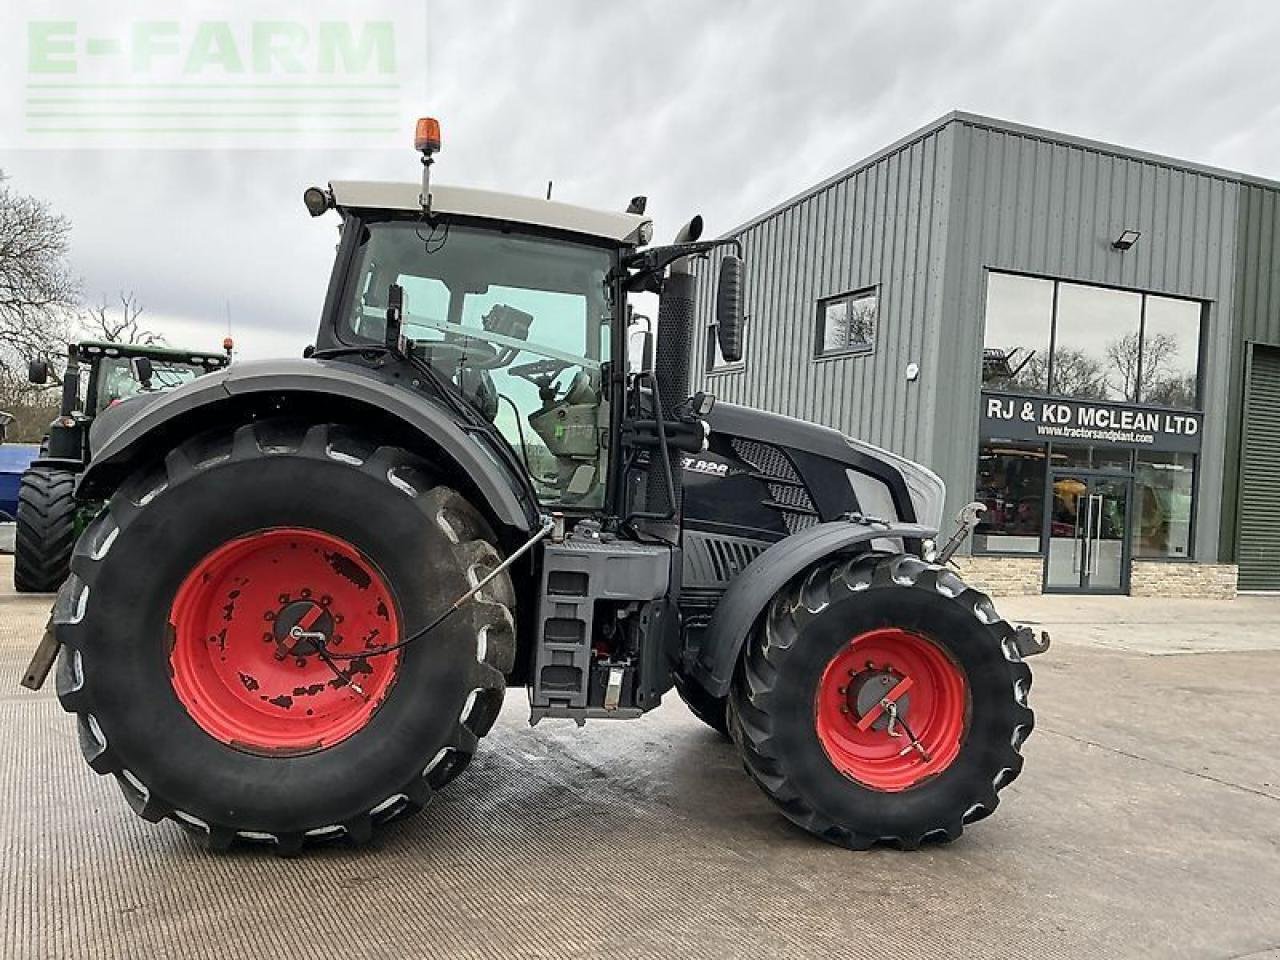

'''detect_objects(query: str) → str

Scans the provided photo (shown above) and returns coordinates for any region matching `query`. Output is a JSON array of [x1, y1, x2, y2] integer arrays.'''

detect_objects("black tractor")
[[15, 340, 230, 592], [22, 120, 1047, 854]]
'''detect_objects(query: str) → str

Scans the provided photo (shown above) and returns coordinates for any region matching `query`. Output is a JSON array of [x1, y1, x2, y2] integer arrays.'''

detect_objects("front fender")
[[78, 358, 536, 532], [689, 519, 937, 697]]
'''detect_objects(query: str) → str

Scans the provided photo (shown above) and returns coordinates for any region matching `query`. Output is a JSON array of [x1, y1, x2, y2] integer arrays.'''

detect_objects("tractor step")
[[528, 528, 670, 725]]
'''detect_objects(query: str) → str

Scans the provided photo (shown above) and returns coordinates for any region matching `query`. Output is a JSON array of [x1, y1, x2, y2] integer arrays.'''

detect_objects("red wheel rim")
[[168, 528, 401, 756], [814, 627, 969, 791]]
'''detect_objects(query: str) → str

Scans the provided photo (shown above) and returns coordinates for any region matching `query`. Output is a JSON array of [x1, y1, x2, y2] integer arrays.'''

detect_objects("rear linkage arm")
[[935, 500, 1051, 660]]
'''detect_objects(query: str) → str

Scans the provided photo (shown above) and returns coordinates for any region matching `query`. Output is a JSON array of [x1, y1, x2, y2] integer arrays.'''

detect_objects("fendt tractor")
[[22, 119, 1048, 854], [15, 340, 231, 592]]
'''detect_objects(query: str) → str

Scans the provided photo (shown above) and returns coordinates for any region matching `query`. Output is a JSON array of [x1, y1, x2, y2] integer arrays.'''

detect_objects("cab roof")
[[329, 181, 652, 246]]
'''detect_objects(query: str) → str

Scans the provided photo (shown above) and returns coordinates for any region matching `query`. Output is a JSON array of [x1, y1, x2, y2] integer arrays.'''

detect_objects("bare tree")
[[0, 375, 60, 443], [81, 291, 164, 345], [1105, 332, 1142, 401], [1044, 348, 1109, 400], [822, 296, 876, 352], [0, 170, 79, 385], [1133, 332, 1194, 407]]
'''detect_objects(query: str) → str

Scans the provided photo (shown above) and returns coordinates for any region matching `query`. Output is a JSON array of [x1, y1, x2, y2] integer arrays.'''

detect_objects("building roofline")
[[722, 110, 1280, 238], [720, 111, 963, 237]]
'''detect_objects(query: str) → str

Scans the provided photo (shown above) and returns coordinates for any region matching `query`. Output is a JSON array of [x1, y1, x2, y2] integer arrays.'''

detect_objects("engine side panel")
[[677, 402, 931, 690]]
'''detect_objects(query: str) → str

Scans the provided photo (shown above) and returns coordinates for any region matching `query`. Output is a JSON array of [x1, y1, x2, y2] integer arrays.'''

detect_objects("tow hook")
[[1013, 624, 1051, 658]]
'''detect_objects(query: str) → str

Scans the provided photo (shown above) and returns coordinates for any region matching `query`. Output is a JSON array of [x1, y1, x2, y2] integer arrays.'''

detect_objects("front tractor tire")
[[52, 421, 516, 854], [728, 553, 1034, 850], [674, 675, 730, 738], [14, 467, 79, 593]]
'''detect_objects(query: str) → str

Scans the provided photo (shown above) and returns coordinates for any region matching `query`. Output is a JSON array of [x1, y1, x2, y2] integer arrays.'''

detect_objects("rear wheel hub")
[[815, 627, 969, 791], [847, 669, 911, 731], [168, 528, 402, 756]]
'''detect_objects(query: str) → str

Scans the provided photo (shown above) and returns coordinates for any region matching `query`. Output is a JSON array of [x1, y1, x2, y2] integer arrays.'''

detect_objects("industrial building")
[[691, 112, 1280, 596]]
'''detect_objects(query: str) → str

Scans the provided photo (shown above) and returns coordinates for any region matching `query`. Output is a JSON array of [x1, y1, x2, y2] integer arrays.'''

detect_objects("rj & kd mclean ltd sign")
[[979, 392, 1203, 453]]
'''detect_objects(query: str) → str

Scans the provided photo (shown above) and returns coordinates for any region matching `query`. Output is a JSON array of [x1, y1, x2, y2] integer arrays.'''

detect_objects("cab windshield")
[[341, 221, 615, 508], [92, 356, 207, 414]]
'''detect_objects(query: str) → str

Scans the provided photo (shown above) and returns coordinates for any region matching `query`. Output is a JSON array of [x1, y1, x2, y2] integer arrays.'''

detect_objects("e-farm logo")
[[3, 3, 426, 148]]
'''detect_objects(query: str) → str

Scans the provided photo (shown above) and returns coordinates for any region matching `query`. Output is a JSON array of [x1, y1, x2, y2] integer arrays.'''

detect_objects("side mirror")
[[626, 316, 653, 375], [715, 254, 745, 363], [134, 356, 154, 387], [28, 360, 49, 385]]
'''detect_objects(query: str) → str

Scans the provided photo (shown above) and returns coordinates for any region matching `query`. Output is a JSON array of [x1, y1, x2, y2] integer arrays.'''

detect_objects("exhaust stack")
[[645, 216, 703, 519]]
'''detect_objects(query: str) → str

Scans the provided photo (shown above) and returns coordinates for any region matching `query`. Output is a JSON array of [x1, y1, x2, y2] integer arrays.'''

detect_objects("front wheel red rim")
[[168, 528, 402, 756], [814, 627, 969, 791]]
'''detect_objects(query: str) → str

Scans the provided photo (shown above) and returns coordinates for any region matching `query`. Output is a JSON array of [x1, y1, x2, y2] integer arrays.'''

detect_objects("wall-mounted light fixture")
[[1112, 229, 1142, 251]]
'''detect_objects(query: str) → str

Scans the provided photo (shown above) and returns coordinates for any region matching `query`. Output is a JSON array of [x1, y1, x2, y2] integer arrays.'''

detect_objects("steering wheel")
[[508, 358, 572, 384]]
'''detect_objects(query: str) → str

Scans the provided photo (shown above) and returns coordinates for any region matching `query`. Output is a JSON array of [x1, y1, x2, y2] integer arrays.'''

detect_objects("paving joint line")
[[1039, 725, 1280, 802]]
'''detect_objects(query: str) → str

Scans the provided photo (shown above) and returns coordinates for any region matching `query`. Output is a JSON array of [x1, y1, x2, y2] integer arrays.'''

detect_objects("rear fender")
[[78, 358, 537, 533], [689, 519, 937, 697]]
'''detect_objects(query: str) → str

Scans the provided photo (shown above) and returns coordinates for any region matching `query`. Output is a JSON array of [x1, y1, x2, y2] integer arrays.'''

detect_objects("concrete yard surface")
[[1, 554, 1278, 960]]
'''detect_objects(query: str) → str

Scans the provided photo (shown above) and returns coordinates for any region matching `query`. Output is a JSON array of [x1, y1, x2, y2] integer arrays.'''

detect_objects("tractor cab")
[[28, 340, 231, 465], [307, 131, 742, 519], [317, 192, 636, 508]]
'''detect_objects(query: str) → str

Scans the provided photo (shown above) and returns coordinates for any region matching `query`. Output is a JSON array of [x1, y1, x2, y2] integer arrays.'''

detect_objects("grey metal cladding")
[[1222, 184, 1280, 557], [690, 125, 954, 469]]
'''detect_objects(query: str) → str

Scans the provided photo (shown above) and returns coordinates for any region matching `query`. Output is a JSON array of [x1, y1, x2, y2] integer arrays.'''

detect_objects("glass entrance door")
[[1045, 473, 1131, 593]]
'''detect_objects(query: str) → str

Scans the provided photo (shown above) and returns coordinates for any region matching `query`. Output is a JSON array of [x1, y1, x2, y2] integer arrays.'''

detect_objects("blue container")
[[0, 445, 41, 521]]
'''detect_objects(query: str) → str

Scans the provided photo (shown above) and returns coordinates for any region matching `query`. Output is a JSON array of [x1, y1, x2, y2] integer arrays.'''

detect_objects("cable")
[[326, 517, 554, 660], [415, 216, 449, 255], [497, 392, 533, 476]]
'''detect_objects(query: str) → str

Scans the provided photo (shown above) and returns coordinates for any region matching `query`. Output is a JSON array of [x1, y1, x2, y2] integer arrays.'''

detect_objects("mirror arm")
[[622, 237, 742, 286]]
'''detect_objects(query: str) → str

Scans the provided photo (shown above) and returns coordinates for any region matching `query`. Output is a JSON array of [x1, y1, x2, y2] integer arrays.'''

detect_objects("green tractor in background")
[[15, 340, 231, 592]]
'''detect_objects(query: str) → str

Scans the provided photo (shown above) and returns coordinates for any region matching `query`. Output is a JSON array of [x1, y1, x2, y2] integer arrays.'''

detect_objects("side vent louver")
[[706, 537, 763, 582], [729, 438, 820, 533]]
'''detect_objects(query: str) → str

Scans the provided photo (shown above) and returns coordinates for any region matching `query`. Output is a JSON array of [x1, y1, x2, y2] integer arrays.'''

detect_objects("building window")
[[1134, 451, 1196, 559], [982, 274, 1054, 394], [1139, 296, 1202, 408], [706, 322, 742, 372], [1052, 282, 1143, 402], [974, 441, 1047, 554], [816, 288, 877, 358], [981, 272, 1203, 410]]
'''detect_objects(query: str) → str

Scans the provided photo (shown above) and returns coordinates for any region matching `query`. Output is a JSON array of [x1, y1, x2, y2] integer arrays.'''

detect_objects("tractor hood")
[[703, 401, 946, 531]]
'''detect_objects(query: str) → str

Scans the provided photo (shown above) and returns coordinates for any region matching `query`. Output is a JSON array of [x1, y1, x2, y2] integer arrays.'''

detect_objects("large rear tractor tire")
[[14, 467, 78, 593], [52, 420, 516, 854], [728, 552, 1034, 850]]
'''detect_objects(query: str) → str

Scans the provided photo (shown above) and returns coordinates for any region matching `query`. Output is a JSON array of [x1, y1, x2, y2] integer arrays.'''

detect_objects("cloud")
[[3, 0, 1278, 360]]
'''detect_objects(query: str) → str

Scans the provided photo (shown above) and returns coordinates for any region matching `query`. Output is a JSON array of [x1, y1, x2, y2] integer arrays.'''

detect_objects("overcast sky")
[[3, 0, 1279, 361]]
